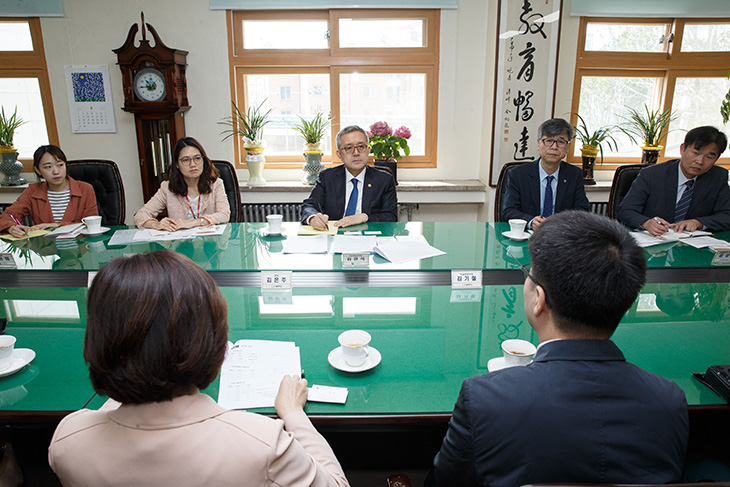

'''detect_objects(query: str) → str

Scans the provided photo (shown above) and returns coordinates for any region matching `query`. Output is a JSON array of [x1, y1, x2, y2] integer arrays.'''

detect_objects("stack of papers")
[[47, 223, 84, 239], [630, 230, 728, 249], [218, 340, 301, 410], [374, 235, 445, 264]]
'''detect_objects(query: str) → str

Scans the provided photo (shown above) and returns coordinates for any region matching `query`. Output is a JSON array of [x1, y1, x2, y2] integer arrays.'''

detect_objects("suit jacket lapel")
[[666, 160, 680, 221], [361, 166, 373, 214], [528, 161, 541, 215], [333, 165, 347, 218], [554, 161, 568, 211]]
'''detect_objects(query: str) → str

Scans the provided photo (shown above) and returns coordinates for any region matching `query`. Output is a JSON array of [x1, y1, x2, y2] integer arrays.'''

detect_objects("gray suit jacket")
[[618, 159, 730, 231], [426, 340, 688, 487]]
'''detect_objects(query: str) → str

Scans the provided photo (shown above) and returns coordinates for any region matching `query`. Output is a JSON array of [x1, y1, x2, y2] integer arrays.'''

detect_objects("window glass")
[[242, 20, 329, 50], [680, 23, 730, 52], [0, 21, 33, 51], [665, 77, 730, 156], [584, 23, 667, 52], [245, 73, 331, 155], [340, 72, 425, 155], [338, 18, 424, 48], [0, 78, 50, 159], [574, 76, 658, 157]]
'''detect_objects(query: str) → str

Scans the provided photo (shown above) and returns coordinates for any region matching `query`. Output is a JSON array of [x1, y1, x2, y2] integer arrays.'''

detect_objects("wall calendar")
[[64, 65, 117, 133]]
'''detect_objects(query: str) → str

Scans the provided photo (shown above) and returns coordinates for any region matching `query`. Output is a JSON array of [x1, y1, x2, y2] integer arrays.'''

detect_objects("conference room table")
[[1, 222, 729, 425]]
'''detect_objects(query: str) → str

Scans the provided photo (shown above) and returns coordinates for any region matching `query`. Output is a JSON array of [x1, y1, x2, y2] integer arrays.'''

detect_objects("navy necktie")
[[674, 179, 694, 222], [345, 179, 358, 217], [542, 175, 554, 217]]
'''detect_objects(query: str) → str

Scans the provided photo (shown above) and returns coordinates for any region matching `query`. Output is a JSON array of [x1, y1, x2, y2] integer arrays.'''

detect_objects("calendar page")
[[64, 65, 117, 133]]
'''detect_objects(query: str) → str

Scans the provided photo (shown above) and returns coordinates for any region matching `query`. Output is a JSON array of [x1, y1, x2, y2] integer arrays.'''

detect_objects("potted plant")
[[0, 106, 27, 186], [292, 112, 330, 185], [619, 105, 676, 164], [368, 121, 411, 185], [573, 113, 618, 185], [721, 72, 730, 124], [219, 100, 272, 186]]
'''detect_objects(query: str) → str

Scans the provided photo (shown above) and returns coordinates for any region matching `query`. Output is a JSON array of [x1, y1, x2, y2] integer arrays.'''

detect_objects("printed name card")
[[342, 253, 370, 267], [711, 249, 730, 266], [261, 270, 292, 290], [451, 269, 482, 289]]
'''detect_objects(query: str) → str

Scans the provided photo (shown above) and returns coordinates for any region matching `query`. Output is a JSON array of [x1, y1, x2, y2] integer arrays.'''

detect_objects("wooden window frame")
[[570, 16, 730, 169], [0, 17, 58, 172], [227, 9, 440, 169]]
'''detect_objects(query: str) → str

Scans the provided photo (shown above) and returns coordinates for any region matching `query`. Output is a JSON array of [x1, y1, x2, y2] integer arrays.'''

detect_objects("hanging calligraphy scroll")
[[489, 0, 563, 186]]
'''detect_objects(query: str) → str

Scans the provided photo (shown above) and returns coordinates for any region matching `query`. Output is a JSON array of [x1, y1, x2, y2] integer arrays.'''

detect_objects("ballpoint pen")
[[9, 214, 22, 227]]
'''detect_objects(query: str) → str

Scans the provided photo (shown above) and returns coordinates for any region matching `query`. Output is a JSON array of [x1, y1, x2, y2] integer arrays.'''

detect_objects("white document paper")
[[679, 236, 730, 249], [282, 235, 329, 253], [373, 235, 446, 264], [331, 235, 377, 254], [46, 223, 84, 238], [218, 340, 301, 410], [630, 231, 669, 248]]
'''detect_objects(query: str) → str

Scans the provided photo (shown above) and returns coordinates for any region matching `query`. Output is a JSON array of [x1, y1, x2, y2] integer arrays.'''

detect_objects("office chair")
[[494, 161, 528, 222], [66, 159, 126, 225], [212, 160, 242, 223], [607, 163, 648, 220]]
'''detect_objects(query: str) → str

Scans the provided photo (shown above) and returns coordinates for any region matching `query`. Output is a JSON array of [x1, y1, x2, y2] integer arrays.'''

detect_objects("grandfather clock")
[[113, 13, 190, 201]]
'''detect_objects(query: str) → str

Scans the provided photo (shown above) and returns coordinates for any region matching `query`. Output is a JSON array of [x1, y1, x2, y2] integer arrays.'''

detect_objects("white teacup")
[[501, 338, 536, 366], [0, 336, 16, 372], [508, 219, 527, 237], [82, 216, 102, 233], [266, 214, 283, 234], [338, 329, 371, 367]]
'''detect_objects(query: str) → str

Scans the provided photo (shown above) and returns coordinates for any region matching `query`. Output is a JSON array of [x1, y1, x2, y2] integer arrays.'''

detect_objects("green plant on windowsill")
[[572, 113, 618, 164], [219, 100, 273, 149], [721, 72, 730, 124], [618, 105, 676, 149], [0, 106, 26, 150], [291, 112, 330, 153]]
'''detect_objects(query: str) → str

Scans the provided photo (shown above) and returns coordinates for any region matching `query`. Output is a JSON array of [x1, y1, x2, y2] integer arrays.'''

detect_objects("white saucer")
[[263, 230, 282, 237], [487, 356, 533, 372], [79, 226, 110, 236], [0, 349, 35, 378], [328, 346, 381, 373], [502, 231, 530, 241]]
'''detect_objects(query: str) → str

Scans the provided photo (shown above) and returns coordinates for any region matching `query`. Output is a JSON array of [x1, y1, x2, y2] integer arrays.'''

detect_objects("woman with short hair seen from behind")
[[134, 137, 230, 231], [49, 250, 349, 487], [0, 145, 97, 237]]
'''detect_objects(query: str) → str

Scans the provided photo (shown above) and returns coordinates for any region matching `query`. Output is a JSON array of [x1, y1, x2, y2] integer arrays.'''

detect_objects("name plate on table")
[[261, 271, 292, 290], [451, 270, 482, 289], [712, 249, 730, 266], [0, 253, 16, 269], [342, 253, 370, 267]]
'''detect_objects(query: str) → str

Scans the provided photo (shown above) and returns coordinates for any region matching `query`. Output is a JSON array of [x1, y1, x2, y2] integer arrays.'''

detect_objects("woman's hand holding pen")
[[274, 374, 308, 419], [8, 225, 30, 238]]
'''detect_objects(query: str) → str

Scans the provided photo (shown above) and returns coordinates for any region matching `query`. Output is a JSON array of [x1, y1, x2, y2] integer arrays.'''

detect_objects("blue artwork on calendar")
[[71, 72, 106, 102]]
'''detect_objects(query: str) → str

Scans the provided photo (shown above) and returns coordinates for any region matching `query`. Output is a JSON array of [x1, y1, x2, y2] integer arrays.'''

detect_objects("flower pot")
[[641, 145, 662, 165], [374, 159, 398, 185], [244, 147, 266, 186], [302, 151, 324, 185], [0, 147, 27, 186], [580, 144, 599, 185]]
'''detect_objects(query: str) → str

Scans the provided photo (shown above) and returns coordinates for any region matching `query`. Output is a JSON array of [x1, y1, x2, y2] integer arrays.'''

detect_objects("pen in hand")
[[9, 214, 28, 236]]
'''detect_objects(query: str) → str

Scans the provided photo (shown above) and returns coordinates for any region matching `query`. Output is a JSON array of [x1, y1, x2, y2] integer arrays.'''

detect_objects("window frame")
[[226, 9, 440, 169], [0, 17, 58, 171], [569, 16, 730, 170]]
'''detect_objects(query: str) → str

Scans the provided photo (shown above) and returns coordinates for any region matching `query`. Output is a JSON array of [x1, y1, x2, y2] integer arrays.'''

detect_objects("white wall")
[[39, 0, 580, 223]]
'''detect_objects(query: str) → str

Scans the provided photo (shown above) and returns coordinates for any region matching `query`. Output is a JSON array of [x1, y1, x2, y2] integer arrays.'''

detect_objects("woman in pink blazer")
[[134, 137, 230, 230], [49, 250, 349, 487]]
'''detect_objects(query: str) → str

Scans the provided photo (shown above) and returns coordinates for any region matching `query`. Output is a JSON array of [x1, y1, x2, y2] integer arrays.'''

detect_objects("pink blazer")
[[134, 179, 231, 228], [49, 393, 349, 487]]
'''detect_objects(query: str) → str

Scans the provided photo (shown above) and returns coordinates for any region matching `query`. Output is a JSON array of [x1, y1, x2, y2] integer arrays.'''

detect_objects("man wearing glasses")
[[427, 211, 688, 487], [501, 118, 590, 229], [301, 125, 397, 230]]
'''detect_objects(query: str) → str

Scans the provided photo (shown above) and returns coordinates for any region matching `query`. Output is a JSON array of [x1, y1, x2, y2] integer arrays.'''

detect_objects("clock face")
[[133, 67, 166, 102]]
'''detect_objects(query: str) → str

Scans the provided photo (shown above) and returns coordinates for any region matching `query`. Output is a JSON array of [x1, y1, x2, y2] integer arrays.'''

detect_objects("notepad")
[[298, 221, 338, 236]]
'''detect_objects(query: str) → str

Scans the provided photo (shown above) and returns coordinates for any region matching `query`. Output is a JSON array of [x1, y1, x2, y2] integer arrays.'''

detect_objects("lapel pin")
[[368, 183, 372, 188]]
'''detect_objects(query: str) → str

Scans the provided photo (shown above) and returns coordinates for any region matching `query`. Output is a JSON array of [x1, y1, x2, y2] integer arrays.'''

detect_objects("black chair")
[[607, 164, 648, 220], [494, 161, 528, 222], [212, 160, 241, 223], [66, 159, 126, 226]]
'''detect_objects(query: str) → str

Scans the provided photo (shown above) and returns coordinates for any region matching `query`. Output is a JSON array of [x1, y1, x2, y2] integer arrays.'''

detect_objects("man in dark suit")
[[301, 125, 397, 230], [501, 118, 590, 229], [619, 126, 730, 235], [427, 211, 688, 487]]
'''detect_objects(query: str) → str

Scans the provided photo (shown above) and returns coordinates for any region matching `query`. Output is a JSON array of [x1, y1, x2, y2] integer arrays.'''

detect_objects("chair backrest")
[[66, 159, 126, 226], [494, 161, 528, 222], [212, 160, 242, 223], [607, 163, 648, 220]]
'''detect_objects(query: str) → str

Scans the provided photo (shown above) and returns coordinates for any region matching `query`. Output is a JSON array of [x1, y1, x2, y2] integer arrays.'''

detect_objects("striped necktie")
[[674, 179, 694, 222]]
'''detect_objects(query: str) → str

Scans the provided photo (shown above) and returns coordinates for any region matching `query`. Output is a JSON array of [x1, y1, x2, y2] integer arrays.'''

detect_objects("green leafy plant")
[[721, 72, 730, 125], [0, 106, 26, 148], [291, 112, 330, 145], [619, 105, 676, 148], [368, 121, 411, 160], [572, 113, 618, 163], [219, 100, 272, 146]]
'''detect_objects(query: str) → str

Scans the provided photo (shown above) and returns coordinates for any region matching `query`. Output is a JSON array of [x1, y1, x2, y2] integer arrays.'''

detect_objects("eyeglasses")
[[520, 263, 552, 309], [539, 138, 570, 148], [341, 144, 369, 155], [179, 155, 204, 166]]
